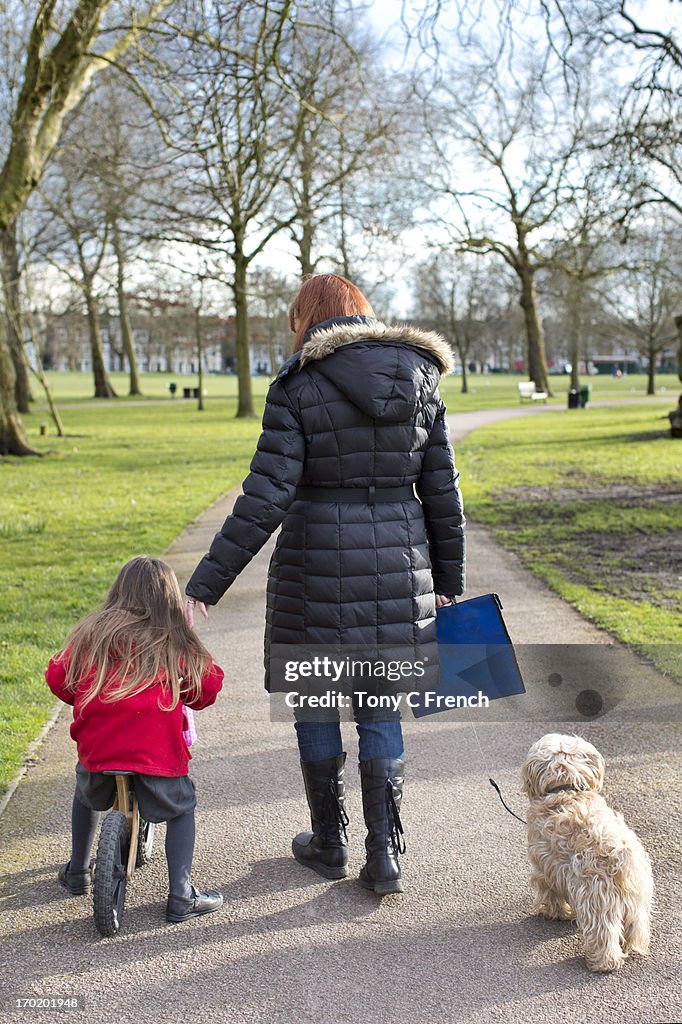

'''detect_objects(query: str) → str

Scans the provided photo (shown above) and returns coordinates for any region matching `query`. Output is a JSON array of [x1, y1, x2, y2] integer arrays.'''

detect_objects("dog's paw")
[[585, 953, 625, 973], [535, 900, 575, 921], [625, 941, 650, 957]]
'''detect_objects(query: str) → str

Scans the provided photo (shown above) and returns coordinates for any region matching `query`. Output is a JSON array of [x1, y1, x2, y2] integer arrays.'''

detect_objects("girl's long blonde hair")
[[61, 556, 210, 712]]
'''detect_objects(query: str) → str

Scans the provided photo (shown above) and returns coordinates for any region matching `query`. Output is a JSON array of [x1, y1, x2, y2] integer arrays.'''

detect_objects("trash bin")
[[183, 387, 191, 399], [192, 387, 200, 399], [568, 389, 580, 409], [579, 384, 591, 408]]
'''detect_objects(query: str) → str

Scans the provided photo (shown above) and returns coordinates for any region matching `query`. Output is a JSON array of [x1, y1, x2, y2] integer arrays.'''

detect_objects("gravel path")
[[1, 404, 680, 1024]]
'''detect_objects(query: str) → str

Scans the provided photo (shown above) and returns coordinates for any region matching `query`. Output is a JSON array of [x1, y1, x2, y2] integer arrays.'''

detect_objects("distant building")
[[40, 302, 289, 376]]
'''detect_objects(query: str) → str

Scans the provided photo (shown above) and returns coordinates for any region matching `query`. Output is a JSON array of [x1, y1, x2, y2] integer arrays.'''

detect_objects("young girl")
[[46, 556, 224, 924]]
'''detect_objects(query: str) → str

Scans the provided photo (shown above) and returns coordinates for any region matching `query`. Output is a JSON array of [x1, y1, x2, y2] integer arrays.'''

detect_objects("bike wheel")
[[135, 819, 156, 867], [93, 811, 129, 937]]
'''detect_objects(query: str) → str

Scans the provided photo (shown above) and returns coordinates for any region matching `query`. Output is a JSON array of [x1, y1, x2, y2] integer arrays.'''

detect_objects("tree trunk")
[[0, 313, 38, 455], [112, 225, 142, 396], [518, 262, 551, 395], [568, 276, 583, 392], [338, 180, 351, 280], [298, 220, 315, 279], [675, 313, 682, 387], [194, 306, 204, 412], [23, 262, 66, 437], [459, 348, 468, 393], [233, 241, 255, 418], [295, 135, 316, 279], [646, 337, 656, 396], [84, 285, 116, 398], [0, 223, 32, 412], [268, 337, 279, 376]]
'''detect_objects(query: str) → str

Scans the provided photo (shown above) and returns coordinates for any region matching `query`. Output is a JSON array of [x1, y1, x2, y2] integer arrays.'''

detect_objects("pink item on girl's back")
[[182, 705, 197, 748]]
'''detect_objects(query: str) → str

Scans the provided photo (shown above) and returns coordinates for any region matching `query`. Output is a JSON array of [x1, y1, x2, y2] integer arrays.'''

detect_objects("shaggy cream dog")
[[521, 733, 653, 972]]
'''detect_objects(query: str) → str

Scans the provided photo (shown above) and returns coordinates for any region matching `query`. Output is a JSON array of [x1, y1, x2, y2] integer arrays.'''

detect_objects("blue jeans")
[[294, 712, 404, 763]]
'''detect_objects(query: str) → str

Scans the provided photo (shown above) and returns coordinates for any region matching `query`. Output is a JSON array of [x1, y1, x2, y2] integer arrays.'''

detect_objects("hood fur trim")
[[299, 320, 454, 376]]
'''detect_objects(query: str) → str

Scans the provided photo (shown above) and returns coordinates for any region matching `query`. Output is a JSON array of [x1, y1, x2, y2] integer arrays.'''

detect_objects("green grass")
[[37, 370, 273, 404], [1, 371, 679, 794], [457, 403, 682, 680], [37, 368, 680, 410], [439, 371, 678, 410], [0, 392, 265, 794]]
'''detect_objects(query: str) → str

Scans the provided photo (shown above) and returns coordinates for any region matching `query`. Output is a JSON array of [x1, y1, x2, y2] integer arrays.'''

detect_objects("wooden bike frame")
[[112, 775, 140, 881]]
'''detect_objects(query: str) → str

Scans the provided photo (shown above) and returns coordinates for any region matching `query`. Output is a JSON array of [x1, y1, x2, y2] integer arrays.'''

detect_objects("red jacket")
[[46, 652, 224, 777]]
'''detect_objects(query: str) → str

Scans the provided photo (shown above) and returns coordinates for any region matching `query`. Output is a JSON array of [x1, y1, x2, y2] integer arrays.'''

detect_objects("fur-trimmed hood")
[[283, 316, 453, 423], [300, 317, 454, 376]]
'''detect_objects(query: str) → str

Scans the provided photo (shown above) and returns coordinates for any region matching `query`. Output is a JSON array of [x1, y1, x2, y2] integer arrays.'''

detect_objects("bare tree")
[[584, 3, 682, 382], [145, 1, 403, 414], [21, 248, 66, 436], [413, 253, 498, 393], [92, 79, 156, 397], [249, 267, 295, 372], [601, 223, 682, 395], [0, 0, 172, 454], [37, 148, 118, 397], [95, 70, 178, 395], [408, 0, 682, 382], [145, 1, 305, 418], [544, 3, 682, 385], [110, 218, 140, 394], [39, 69, 172, 396], [423, 52, 593, 394], [280, 12, 402, 278], [547, 160, 637, 390]]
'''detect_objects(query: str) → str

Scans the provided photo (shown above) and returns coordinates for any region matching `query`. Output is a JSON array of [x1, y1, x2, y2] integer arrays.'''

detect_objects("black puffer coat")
[[186, 315, 466, 690]]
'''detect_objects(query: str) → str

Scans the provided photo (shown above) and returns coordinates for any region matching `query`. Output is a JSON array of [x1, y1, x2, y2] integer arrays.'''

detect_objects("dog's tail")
[[613, 841, 654, 957], [611, 837, 652, 891]]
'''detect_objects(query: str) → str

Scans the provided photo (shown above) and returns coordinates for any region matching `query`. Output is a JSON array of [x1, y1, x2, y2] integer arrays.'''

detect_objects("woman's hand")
[[184, 597, 209, 628], [435, 594, 456, 609]]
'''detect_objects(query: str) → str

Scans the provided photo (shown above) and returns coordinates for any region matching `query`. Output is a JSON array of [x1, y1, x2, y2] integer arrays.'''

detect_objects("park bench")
[[518, 381, 548, 403]]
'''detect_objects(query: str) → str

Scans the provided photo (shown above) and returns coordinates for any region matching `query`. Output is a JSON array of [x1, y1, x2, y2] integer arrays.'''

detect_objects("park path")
[[0, 402, 680, 1024]]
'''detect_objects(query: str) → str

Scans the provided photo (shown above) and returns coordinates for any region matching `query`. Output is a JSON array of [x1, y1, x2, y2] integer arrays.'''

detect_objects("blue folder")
[[412, 593, 525, 717]]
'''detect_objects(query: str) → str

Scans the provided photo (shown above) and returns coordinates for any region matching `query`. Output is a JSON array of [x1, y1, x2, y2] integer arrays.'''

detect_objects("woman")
[[184, 274, 465, 895]]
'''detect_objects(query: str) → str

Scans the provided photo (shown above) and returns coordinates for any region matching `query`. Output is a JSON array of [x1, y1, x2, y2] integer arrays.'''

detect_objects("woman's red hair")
[[289, 274, 375, 353]]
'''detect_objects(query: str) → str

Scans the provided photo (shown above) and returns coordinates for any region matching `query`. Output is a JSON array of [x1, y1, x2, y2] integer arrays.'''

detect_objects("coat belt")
[[295, 485, 416, 505]]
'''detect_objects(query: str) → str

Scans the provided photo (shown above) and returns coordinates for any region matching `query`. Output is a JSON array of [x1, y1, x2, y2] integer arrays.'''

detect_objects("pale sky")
[[366, 0, 681, 48]]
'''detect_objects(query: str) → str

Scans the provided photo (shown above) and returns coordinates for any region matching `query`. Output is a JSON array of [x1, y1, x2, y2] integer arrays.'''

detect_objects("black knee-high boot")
[[58, 793, 98, 895], [358, 757, 405, 896], [292, 754, 349, 879], [165, 811, 223, 923]]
